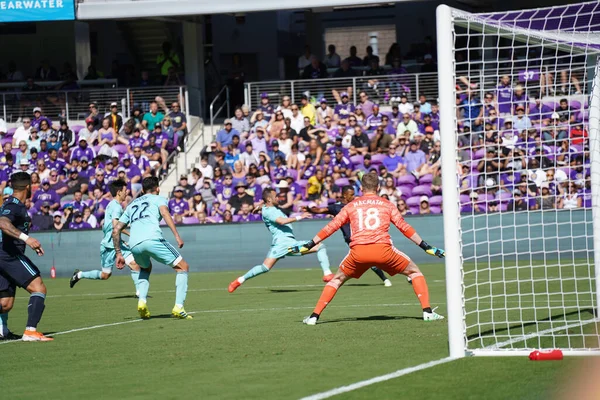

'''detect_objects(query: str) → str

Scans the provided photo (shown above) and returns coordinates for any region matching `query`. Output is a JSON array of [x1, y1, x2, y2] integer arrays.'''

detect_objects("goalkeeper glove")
[[289, 240, 316, 255], [419, 240, 445, 258]]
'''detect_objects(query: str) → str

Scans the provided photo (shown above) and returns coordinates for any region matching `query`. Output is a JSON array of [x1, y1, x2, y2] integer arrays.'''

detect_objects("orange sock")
[[313, 282, 339, 316], [411, 274, 431, 310]]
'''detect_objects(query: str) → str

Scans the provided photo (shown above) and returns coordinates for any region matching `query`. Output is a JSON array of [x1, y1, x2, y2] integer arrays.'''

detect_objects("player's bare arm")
[[112, 220, 127, 269], [274, 212, 311, 226], [159, 205, 184, 248], [0, 216, 44, 256]]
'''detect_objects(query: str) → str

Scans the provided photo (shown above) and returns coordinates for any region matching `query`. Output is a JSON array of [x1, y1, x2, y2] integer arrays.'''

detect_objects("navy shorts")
[[0, 274, 15, 297], [0, 252, 40, 291]]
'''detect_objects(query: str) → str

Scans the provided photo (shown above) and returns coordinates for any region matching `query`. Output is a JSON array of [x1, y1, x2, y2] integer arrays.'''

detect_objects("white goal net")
[[436, 2, 600, 356]]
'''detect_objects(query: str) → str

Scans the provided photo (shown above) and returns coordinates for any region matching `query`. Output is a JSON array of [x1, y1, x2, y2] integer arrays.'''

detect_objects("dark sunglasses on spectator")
[[24, 120, 31, 124]]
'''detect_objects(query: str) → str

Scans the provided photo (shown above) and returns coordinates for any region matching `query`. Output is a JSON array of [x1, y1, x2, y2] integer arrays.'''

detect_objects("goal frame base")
[[469, 350, 600, 357]]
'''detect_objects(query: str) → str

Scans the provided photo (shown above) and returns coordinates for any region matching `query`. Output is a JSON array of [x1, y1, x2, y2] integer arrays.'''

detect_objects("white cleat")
[[303, 316, 317, 325], [383, 279, 393, 287], [406, 276, 413, 285], [423, 308, 445, 322]]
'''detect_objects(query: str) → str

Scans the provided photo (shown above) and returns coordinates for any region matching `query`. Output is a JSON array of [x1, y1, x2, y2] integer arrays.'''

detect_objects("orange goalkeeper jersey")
[[316, 193, 416, 247]]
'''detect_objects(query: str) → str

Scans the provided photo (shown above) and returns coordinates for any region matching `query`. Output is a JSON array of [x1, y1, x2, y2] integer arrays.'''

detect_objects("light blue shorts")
[[267, 239, 310, 260], [130, 238, 183, 269], [100, 243, 134, 273]]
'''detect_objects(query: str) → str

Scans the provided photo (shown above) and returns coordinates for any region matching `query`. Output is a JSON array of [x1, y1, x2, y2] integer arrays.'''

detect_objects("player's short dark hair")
[[362, 173, 379, 192], [342, 185, 354, 195], [142, 176, 159, 193], [11, 172, 31, 190], [110, 179, 127, 197], [48, 148, 57, 154], [262, 187, 275, 202]]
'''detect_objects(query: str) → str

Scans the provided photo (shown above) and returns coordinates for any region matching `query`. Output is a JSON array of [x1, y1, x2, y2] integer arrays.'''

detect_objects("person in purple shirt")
[[131, 147, 152, 177], [404, 141, 427, 174], [511, 85, 528, 114], [104, 162, 118, 183], [251, 127, 268, 155], [216, 120, 240, 151], [154, 123, 170, 149], [272, 156, 287, 182], [495, 75, 513, 116], [71, 190, 86, 213], [68, 211, 92, 230], [128, 128, 146, 152], [382, 145, 405, 176], [333, 92, 355, 122], [327, 137, 350, 158], [45, 149, 67, 175], [300, 154, 317, 179], [358, 91, 375, 117], [529, 94, 554, 125], [88, 187, 110, 220], [217, 174, 235, 203], [245, 174, 263, 205], [122, 156, 142, 181], [169, 187, 191, 216], [37, 140, 48, 161], [381, 115, 395, 135], [237, 203, 259, 222], [332, 149, 353, 177], [257, 93, 275, 122], [78, 156, 95, 180], [365, 104, 384, 131], [31, 107, 52, 131], [33, 178, 60, 210], [88, 168, 109, 197]]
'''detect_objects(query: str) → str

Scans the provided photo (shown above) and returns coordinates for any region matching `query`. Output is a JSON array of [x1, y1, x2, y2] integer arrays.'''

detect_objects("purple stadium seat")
[[543, 101, 558, 110], [288, 169, 298, 180], [429, 195, 443, 206], [367, 132, 376, 140], [419, 174, 433, 184], [406, 196, 421, 207], [1, 138, 11, 147], [459, 194, 470, 204], [370, 154, 386, 165], [397, 175, 417, 186], [327, 198, 336, 204], [114, 144, 128, 155], [473, 148, 485, 160], [570, 100, 582, 111], [429, 206, 441, 214], [498, 192, 512, 203], [499, 203, 508, 212], [93, 145, 101, 154], [409, 206, 420, 215], [296, 179, 308, 189], [71, 125, 85, 135], [6, 127, 16, 137], [398, 185, 413, 198], [206, 216, 222, 223], [480, 193, 494, 202], [183, 216, 199, 224], [232, 215, 241, 222], [335, 178, 349, 187], [10, 149, 17, 156], [350, 155, 364, 166], [412, 185, 432, 197]]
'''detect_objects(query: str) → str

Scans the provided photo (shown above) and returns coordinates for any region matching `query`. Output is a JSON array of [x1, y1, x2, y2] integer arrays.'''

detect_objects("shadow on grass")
[[318, 315, 422, 324], [106, 295, 152, 300], [467, 308, 597, 342], [269, 289, 322, 293]]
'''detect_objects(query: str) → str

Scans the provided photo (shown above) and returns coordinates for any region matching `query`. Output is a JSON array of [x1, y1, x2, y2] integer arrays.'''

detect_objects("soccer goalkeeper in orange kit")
[[290, 172, 446, 325]]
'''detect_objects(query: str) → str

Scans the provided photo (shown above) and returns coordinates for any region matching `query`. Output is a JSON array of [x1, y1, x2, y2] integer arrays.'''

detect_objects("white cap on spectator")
[[53, 211, 62, 217], [224, 119, 232, 125], [555, 169, 568, 182], [20, 159, 29, 165], [275, 181, 289, 189], [485, 178, 495, 187], [110, 102, 118, 107], [469, 192, 479, 199], [419, 195, 429, 203], [33, 107, 42, 113], [551, 112, 560, 119]]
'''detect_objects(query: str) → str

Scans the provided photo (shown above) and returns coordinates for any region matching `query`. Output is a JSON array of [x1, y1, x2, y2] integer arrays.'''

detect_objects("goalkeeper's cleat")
[[22, 330, 53, 342], [0, 331, 22, 341], [137, 301, 151, 320], [228, 279, 242, 293], [69, 269, 80, 288], [135, 291, 140, 298], [423, 308, 445, 322], [172, 306, 193, 319], [303, 316, 318, 325], [384, 279, 393, 287], [322, 273, 334, 283]]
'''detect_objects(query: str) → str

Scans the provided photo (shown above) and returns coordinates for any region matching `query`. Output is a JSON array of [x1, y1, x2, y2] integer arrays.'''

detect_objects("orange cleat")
[[228, 279, 242, 293], [22, 330, 54, 342], [322, 274, 334, 282]]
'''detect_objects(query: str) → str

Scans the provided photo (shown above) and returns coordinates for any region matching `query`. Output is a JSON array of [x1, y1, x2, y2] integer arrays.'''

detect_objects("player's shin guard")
[[311, 280, 341, 319], [409, 273, 431, 311], [175, 271, 188, 307], [130, 270, 140, 292], [138, 269, 151, 302], [80, 270, 102, 280], [0, 306, 7, 336], [370, 267, 387, 282], [316, 244, 332, 275], [26, 292, 46, 330], [240, 264, 269, 283]]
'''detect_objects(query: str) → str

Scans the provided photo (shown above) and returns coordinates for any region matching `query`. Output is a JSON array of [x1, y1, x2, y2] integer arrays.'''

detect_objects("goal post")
[[436, 2, 600, 357]]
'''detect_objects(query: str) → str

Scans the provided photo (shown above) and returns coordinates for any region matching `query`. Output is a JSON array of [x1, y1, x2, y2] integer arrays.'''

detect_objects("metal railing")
[[163, 116, 203, 185], [244, 73, 439, 110], [209, 85, 230, 137], [0, 85, 187, 124]]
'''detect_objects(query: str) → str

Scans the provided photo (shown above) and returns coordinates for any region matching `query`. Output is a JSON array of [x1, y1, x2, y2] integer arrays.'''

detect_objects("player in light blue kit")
[[113, 177, 192, 320], [228, 187, 333, 293], [69, 180, 141, 294]]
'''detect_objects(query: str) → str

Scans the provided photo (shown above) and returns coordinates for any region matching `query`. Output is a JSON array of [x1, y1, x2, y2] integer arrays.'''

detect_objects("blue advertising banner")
[[0, 0, 75, 22]]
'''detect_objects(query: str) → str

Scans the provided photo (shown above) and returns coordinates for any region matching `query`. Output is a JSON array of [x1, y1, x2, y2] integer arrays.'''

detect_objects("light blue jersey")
[[262, 206, 295, 245], [119, 194, 168, 249], [100, 200, 124, 249]]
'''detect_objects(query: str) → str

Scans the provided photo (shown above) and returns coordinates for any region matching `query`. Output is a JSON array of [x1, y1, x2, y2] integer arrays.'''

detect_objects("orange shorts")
[[339, 243, 411, 279]]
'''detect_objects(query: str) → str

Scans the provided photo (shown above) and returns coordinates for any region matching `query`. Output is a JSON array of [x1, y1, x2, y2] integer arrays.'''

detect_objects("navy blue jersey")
[[0, 196, 31, 255], [327, 202, 351, 244]]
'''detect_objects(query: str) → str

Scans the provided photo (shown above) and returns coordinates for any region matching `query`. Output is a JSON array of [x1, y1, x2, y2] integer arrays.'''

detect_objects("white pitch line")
[[299, 357, 456, 400], [485, 318, 600, 350]]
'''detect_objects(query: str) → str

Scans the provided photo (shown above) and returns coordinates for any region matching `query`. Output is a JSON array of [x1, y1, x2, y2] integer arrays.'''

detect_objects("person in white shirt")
[[289, 104, 305, 134], [397, 95, 414, 115], [239, 142, 260, 168], [198, 157, 214, 180], [298, 45, 314, 71], [12, 118, 31, 146], [324, 45, 341, 68], [0, 118, 6, 137]]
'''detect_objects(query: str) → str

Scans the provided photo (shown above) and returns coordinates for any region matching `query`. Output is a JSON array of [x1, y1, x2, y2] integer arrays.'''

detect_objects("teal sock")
[[138, 269, 151, 302], [0, 306, 7, 336], [241, 264, 269, 282], [317, 244, 332, 274], [80, 270, 102, 280], [175, 271, 188, 307], [131, 270, 140, 292]]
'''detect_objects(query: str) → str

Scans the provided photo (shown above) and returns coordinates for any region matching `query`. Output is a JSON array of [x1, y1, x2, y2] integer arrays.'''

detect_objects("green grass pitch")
[[1, 264, 580, 399]]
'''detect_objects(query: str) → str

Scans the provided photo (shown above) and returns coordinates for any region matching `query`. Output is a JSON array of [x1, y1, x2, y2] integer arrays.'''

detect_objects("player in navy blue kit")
[[306, 185, 392, 287], [0, 172, 52, 341]]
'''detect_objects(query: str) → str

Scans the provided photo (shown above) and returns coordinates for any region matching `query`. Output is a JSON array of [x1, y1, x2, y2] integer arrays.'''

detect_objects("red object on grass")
[[529, 349, 563, 361], [50, 266, 56, 279]]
